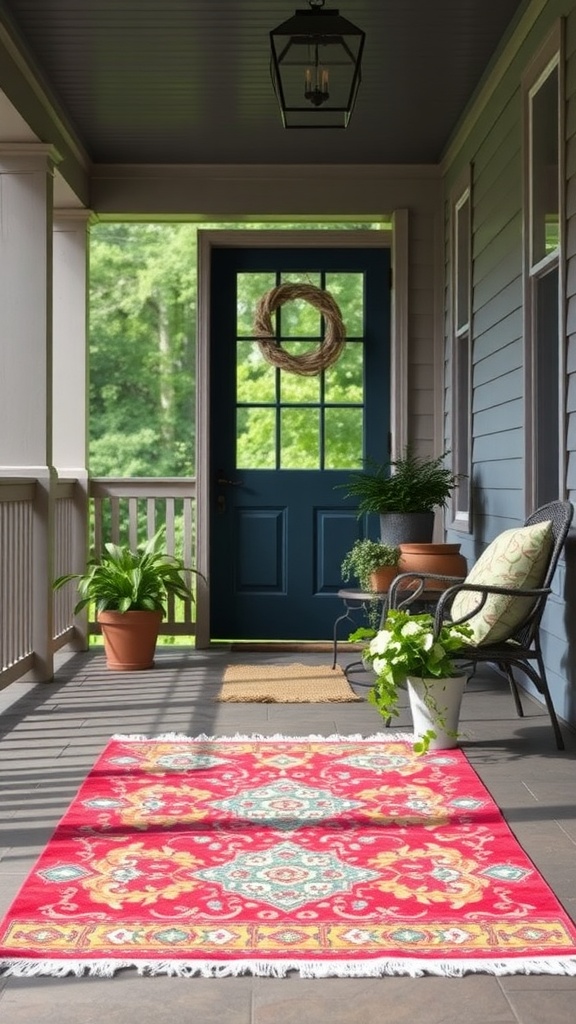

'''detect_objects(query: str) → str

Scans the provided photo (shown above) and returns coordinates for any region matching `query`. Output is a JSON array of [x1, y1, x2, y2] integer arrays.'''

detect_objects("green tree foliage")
[[89, 223, 197, 476]]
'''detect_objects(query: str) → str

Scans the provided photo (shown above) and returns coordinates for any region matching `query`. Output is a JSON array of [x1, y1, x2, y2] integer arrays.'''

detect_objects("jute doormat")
[[217, 662, 362, 702]]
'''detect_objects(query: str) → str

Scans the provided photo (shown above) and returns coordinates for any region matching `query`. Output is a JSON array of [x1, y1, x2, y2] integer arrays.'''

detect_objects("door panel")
[[209, 245, 390, 640]]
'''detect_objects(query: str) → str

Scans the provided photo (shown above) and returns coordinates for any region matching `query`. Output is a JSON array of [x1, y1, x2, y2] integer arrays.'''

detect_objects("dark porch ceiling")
[[1, 0, 528, 166]]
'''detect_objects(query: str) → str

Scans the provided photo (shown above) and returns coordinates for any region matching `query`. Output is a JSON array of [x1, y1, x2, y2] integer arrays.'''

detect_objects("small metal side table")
[[332, 586, 443, 671], [332, 588, 387, 671]]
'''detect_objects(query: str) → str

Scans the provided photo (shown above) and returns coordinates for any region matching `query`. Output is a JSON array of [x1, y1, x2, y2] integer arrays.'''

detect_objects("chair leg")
[[500, 664, 524, 718], [513, 655, 565, 752], [534, 650, 565, 752]]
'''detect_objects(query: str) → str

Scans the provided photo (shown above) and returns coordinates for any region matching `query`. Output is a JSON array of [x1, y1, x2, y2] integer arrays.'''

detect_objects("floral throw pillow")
[[450, 520, 553, 645]]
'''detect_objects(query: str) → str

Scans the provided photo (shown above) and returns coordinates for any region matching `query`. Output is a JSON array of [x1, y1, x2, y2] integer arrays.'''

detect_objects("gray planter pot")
[[379, 511, 435, 546]]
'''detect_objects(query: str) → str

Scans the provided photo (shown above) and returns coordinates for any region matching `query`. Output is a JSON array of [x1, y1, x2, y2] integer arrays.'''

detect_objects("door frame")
[[195, 219, 409, 647]]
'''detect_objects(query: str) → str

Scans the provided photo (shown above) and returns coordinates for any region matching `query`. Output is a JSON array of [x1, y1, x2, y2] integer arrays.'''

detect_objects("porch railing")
[[0, 478, 35, 685], [88, 477, 198, 637], [0, 475, 199, 691]]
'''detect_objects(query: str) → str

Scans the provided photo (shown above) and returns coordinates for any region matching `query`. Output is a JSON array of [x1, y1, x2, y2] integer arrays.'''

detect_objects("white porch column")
[[0, 143, 59, 680], [53, 210, 91, 649]]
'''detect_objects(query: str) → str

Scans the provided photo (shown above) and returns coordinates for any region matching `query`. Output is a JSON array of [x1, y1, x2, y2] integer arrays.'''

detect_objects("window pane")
[[324, 408, 363, 469], [325, 342, 363, 402], [325, 272, 364, 337], [237, 341, 276, 403], [455, 197, 470, 332], [237, 407, 276, 468], [237, 273, 275, 336], [535, 267, 560, 505], [281, 407, 319, 468], [531, 66, 559, 265], [454, 336, 470, 514]]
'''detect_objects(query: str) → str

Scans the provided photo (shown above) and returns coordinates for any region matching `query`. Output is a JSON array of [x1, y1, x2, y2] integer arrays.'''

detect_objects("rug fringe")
[[112, 732, 414, 743], [3, 955, 576, 979]]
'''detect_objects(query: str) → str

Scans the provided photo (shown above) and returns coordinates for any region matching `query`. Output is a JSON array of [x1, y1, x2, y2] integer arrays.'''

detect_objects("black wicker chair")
[[387, 500, 574, 750]]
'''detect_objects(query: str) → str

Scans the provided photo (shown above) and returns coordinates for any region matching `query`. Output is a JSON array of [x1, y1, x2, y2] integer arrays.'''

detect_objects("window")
[[450, 178, 472, 529], [523, 26, 565, 511]]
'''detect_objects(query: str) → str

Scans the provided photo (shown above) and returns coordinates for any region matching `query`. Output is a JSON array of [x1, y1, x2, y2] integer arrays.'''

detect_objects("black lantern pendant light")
[[270, 0, 365, 128]]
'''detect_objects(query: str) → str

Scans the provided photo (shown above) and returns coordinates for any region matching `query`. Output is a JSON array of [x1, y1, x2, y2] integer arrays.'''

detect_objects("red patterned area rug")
[[1, 733, 576, 979]]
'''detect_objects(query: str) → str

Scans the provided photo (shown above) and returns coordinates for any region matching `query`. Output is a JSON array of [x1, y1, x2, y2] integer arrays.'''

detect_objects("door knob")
[[217, 476, 243, 486]]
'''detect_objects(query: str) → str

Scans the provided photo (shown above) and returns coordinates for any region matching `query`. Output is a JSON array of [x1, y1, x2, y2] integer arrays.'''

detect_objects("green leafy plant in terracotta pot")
[[363, 608, 473, 752], [340, 538, 400, 630], [340, 537, 401, 593], [339, 447, 460, 545], [53, 529, 205, 671]]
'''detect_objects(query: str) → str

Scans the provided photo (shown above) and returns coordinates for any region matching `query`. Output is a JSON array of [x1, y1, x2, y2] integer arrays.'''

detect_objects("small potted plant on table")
[[340, 538, 400, 593], [363, 608, 473, 752], [53, 529, 205, 671], [339, 537, 400, 634]]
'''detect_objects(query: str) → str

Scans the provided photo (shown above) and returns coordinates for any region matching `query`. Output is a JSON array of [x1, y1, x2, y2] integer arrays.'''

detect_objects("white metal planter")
[[407, 674, 467, 750]]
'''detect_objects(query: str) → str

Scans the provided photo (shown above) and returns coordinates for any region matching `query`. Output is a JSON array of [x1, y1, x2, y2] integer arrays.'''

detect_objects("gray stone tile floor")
[[1, 645, 576, 1023]]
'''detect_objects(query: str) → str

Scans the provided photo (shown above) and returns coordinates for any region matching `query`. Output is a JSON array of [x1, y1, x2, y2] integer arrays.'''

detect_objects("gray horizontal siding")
[[445, 1, 576, 728], [474, 397, 523, 436], [474, 214, 523, 285], [470, 485, 525, 519], [474, 367, 523, 412], [473, 426, 524, 462], [474, 277, 522, 338], [474, 457, 524, 490], [474, 244, 522, 304], [474, 308, 523, 357], [474, 339, 522, 386]]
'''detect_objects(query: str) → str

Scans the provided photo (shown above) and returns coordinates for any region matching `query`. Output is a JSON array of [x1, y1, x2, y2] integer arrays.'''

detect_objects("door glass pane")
[[280, 295, 322, 337], [237, 341, 276, 403], [281, 407, 320, 468], [234, 263, 373, 474], [237, 407, 276, 468], [280, 345, 321, 402], [325, 342, 363, 402], [280, 271, 321, 288], [237, 273, 275, 336], [324, 407, 363, 468], [325, 272, 364, 337]]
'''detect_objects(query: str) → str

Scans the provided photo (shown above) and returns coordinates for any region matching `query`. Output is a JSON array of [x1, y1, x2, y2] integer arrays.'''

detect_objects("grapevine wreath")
[[253, 282, 346, 376]]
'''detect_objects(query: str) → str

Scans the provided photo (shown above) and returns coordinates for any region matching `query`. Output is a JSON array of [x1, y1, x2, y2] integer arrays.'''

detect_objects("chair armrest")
[[388, 571, 466, 609], [433, 582, 551, 635]]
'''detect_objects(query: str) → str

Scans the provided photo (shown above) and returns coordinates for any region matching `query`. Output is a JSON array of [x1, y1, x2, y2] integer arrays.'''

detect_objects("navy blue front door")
[[209, 244, 391, 640]]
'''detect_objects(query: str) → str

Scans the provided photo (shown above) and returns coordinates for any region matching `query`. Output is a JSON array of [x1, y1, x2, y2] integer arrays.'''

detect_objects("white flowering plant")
[[363, 608, 474, 751]]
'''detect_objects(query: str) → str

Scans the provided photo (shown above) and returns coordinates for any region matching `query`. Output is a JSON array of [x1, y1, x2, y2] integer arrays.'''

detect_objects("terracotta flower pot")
[[97, 609, 163, 671], [399, 543, 467, 590], [369, 565, 398, 593]]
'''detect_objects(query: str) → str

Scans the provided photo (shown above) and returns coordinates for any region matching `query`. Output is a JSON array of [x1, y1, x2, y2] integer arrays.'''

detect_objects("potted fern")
[[53, 529, 205, 671], [340, 447, 460, 545]]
